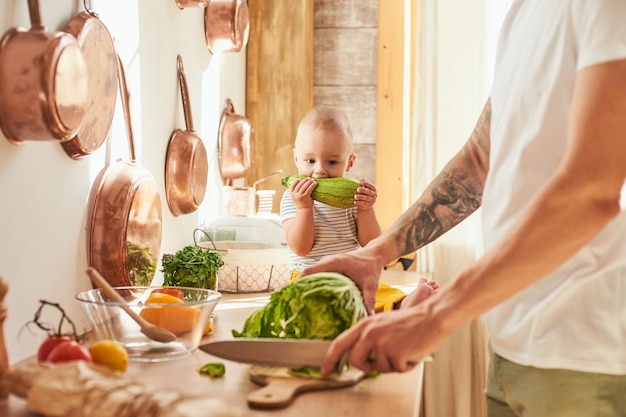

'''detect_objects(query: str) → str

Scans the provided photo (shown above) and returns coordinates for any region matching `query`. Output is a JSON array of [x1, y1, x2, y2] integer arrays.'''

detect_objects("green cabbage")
[[232, 272, 367, 339]]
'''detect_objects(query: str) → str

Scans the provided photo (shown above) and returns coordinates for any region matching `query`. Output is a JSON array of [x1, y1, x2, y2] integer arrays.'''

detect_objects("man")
[[301, 1, 626, 415]]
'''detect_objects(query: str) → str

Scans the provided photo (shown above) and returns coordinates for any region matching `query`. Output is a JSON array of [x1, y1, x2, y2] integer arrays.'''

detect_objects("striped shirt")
[[280, 190, 360, 272]]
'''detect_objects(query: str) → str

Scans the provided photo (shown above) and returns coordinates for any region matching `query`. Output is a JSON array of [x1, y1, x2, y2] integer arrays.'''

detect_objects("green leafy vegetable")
[[288, 366, 341, 379], [126, 242, 157, 286], [161, 246, 224, 290], [232, 272, 367, 340], [289, 366, 378, 380], [197, 362, 226, 377]]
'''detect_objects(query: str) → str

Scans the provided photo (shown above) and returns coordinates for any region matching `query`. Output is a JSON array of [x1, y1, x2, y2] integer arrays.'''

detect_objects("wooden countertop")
[[2, 270, 427, 417]]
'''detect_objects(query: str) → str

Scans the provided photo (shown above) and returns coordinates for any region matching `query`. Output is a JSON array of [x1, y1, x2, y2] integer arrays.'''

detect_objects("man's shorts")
[[486, 344, 626, 417]]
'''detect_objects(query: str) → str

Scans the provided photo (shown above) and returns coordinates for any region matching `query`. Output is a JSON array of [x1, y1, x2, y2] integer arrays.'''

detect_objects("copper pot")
[[165, 55, 209, 216], [61, 1, 118, 159], [204, 0, 250, 54], [175, 0, 209, 8], [218, 98, 254, 186], [0, 0, 89, 145], [87, 55, 162, 288]]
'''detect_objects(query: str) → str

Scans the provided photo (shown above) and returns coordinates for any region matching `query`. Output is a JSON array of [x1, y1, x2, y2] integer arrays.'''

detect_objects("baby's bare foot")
[[397, 278, 439, 309]]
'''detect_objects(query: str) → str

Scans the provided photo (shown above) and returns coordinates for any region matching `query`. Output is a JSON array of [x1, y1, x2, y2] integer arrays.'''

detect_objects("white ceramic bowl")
[[75, 286, 221, 362]]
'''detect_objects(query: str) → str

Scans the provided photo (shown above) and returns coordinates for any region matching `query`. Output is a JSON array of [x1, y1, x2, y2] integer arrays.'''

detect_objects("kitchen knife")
[[199, 338, 433, 369], [200, 338, 332, 368]]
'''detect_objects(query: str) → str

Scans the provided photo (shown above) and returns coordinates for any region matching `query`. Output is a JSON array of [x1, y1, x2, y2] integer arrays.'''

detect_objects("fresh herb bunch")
[[161, 245, 224, 290]]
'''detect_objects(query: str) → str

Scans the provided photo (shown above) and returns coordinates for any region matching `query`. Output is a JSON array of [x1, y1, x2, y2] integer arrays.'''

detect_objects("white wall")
[[0, 0, 246, 363]]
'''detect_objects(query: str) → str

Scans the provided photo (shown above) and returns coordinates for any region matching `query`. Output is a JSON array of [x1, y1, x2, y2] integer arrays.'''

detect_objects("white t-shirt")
[[483, 0, 626, 375], [280, 190, 360, 272]]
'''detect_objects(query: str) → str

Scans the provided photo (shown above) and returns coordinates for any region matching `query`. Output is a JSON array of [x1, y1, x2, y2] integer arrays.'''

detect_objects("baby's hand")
[[289, 177, 317, 209], [354, 178, 377, 211]]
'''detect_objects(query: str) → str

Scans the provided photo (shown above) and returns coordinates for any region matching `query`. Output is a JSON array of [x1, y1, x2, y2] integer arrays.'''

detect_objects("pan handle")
[[177, 55, 195, 133], [225, 98, 235, 114], [116, 54, 137, 162], [27, 0, 43, 30], [193, 228, 217, 250]]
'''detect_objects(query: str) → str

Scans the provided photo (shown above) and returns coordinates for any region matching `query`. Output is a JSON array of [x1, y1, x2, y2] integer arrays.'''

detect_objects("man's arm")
[[433, 58, 626, 335], [382, 98, 491, 260], [320, 59, 626, 375], [301, 98, 492, 309]]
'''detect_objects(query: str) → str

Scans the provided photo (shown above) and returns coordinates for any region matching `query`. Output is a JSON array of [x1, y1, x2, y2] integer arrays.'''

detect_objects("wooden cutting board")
[[247, 365, 365, 409]]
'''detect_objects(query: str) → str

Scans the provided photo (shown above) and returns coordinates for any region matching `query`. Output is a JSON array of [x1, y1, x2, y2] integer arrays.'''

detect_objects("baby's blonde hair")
[[297, 106, 354, 147]]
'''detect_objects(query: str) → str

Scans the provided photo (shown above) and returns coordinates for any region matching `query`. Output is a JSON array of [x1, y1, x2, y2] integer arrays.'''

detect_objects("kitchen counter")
[[2, 270, 427, 417]]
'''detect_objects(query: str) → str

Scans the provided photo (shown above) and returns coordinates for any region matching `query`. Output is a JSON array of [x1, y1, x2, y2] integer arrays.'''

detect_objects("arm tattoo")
[[393, 99, 491, 255]]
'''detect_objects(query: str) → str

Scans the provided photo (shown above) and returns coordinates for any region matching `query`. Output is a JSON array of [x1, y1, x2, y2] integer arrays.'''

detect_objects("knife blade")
[[199, 338, 332, 369], [199, 338, 434, 370]]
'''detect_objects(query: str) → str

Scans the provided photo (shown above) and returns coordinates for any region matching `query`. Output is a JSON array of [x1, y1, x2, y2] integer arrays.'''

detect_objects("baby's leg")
[[397, 278, 439, 309]]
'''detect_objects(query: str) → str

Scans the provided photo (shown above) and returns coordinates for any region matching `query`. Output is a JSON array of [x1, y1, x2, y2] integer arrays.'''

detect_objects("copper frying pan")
[[87, 55, 162, 288], [165, 55, 208, 216], [204, 0, 250, 54], [61, 0, 118, 159], [218, 98, 254, 186], [0, 0, 88, 144]]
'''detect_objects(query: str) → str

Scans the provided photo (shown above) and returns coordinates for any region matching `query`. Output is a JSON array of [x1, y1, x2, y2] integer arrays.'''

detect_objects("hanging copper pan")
[[87, 55, 162, 289], [204, 0, 250, 54], [61, 0, 118, 159], [165, 55, 208, 216], [175, 0, 209, 9], [0, 0, 88, 145], [218, 98, 254, 186]]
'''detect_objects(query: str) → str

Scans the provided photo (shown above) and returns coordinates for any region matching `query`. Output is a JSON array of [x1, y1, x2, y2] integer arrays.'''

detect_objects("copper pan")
[[61, 0, 118, 159], [175, 0, 209, 9], [204, 0, 250, 54], [87, 55, 162, 289], [165, 55, 209, 216], [0, 0, 89, 145], [218, 98, 254, 186]]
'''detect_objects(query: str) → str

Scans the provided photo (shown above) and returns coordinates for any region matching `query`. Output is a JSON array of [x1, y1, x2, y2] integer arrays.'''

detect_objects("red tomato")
[[152, 288, 185, 301], [37, 335, 74, 362], [46, 340, 93, 363]]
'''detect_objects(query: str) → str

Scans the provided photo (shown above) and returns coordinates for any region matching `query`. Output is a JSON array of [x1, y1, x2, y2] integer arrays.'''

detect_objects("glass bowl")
[[75, 286, 221, 362]]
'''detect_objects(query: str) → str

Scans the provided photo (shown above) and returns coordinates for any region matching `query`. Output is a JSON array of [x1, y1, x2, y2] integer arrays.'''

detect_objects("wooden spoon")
[[86, 268, 177, 343]]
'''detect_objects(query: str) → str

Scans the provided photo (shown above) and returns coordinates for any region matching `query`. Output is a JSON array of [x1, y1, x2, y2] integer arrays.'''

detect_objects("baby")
[[280, 106, 438, 312]]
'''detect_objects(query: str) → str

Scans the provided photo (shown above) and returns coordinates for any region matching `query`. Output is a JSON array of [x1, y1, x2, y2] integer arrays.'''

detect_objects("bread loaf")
[[5, 361, 241, 417]]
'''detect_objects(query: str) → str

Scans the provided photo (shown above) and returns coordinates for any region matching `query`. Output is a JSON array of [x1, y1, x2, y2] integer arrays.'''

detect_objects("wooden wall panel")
[[314, 85, 377, 144], [245, 0, 314, 209], [314, 28, 377, 86], [314, 0, 377, 27]]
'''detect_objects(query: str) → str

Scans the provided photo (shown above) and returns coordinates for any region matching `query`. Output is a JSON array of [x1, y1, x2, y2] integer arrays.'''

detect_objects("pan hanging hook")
[[83, 0, 98, 17]]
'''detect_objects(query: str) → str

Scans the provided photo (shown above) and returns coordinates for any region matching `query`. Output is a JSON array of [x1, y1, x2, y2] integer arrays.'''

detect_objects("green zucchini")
[[281, 175, 360, 208]]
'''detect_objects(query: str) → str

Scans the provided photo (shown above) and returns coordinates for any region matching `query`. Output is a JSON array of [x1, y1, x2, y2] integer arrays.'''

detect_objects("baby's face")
[[294, 125, 355, 178]]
